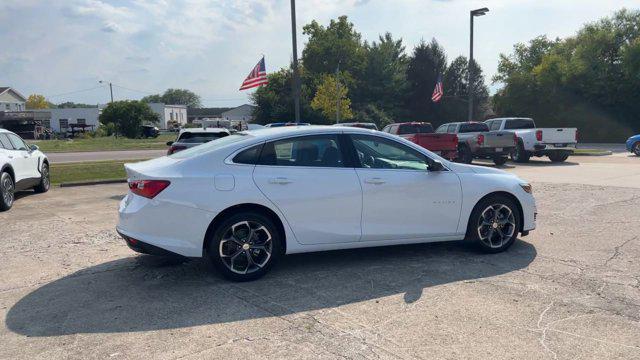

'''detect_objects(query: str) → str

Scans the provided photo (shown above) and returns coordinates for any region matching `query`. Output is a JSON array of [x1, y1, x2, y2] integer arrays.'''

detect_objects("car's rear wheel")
[[548, 152, 569, 163], [511, 142, 530, 163], [457, 145, 473, 164], [34, 162, 50, 193], [206, 212, 282, 281], [467, 195, 521, 253], [492, 155, 508, 166], [0, 171, 15, 211], [633, 142, 640, 156]]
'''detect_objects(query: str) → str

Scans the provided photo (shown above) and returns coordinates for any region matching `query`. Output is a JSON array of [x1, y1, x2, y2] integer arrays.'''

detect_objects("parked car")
[[141, 125, 160, 138], [264, 122, 311, 127], [626, 134, 640, 156], [382, 122, 458, 161], [485, 118, 577, 163], [166, 128, 230, 155], [333, 122, 378, 130], [436, 122, 516, 166], [118, 126, 537, 281], [0, 129, 50, 211]]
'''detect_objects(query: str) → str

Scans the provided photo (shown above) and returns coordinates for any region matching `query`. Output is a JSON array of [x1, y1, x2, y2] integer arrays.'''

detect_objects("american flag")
[[431, 74, 443, 102], [239, 57, 268, 90]]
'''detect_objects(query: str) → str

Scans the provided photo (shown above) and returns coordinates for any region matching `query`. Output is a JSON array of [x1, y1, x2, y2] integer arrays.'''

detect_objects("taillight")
[[536, 130, 543, 141], [167, 145, 187, 155], [513, 133, 518, 145], [128, 180, 170, 199], [453, 134, 458, 145], [477, 134, 484, 146]]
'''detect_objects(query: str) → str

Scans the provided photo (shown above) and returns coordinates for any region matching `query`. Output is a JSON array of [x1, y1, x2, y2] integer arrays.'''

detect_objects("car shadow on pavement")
[[6, 240, 536, 337]]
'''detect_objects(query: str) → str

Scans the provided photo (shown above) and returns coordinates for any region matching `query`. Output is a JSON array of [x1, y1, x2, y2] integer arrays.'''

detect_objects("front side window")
[[435, 125, 447, 133], [447, 124, 457, 133], [259, 135, 344, 168], [6, 133, 27, 151], [0, 134, 12, 149], [351, 135, 427, 171]]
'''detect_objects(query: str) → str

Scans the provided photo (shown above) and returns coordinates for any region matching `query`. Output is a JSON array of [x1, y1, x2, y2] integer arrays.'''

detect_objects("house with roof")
[[0, 87, 27, 112]]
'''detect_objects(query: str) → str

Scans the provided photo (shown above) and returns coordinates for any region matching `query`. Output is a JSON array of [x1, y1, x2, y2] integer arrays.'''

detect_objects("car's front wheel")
[[467, 195, 521, 253], [548, 152, 569, 163], [0, 171, 15, 211], [633, 142, 640, 156], [34, 162, 50, 193], [206, 212, 282, 281]]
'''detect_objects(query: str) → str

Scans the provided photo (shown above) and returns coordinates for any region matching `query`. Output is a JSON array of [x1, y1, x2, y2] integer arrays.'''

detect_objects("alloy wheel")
[[2, 174, 14, 207], [476, 204, 516, 249], [219, 220, 273, 274], [634, 143, 640, 156], [42, 165, 50, 190]]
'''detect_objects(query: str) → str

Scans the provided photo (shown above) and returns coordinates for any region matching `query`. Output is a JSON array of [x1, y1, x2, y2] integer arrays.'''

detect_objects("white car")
[[485, 118, 578, 163], [0, 129, 50, 211], [118, 126, 536, 281]]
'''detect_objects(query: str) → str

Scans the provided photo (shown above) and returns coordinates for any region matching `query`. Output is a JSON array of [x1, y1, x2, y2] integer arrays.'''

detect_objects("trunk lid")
[[539, 128, 577, 144], [124, 156, 181, 180], [481, 131, 516, 148], [402, 133, 458, 151]]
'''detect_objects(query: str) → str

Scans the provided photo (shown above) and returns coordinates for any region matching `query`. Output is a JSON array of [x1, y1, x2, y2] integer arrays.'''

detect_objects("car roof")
[[179, 127, 229, 134], [241, 125, 382, 139]]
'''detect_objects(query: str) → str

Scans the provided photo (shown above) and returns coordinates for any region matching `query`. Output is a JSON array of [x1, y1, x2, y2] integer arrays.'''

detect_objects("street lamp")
[[468, 7, 489, 121], [98, 80, 114, 103], [290, 0, 301, 124]]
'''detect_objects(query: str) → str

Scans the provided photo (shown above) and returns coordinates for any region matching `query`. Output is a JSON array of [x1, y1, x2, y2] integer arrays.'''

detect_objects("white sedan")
[[118, 126, 536, 281]]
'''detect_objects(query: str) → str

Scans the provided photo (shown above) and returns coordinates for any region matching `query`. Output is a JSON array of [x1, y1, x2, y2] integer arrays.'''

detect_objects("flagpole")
[[290, 0, 301, 124]]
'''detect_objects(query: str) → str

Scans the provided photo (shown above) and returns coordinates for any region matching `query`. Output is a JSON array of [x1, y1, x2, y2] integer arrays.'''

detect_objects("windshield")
[[169, 133, 250, 159], [397, 124, 433, 134], [459, 123, 489, 133], [505, 119, 535, 130], [177, 132, 228, 144]]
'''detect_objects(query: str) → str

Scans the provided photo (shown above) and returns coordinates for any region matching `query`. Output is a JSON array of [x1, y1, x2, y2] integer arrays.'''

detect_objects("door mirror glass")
[[428, 160, 445, 172], [29, 144, 39, 152], [166, 141, 174, 146]]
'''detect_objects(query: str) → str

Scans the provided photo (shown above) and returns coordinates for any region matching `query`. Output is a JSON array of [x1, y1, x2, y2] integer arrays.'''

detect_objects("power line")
[[47, 85, 107, 98], [110, 83, 156, 95]]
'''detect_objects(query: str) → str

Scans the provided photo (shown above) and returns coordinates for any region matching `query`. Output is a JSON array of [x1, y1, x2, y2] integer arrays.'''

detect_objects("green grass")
[[33, 134, 175, 153], [50, 159, 147, 185], [573, 149, 612, 156]]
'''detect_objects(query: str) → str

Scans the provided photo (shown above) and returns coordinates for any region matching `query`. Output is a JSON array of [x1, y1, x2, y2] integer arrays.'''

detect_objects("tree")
[[25, 94, 49, 109], [353, 104, 392, 129], [55, 102, 96, 108], [141, 89, 202, 108], [311, 74, 353, 122], [99, 101, 159, 138], [442, 56, 490, 121], [406, 39, 447, 123]]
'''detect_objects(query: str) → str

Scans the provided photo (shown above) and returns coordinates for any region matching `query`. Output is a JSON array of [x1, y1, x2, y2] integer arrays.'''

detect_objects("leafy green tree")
[[141, 89, 202, 108], [311, 74, 353, 121], [353, 104, 392, 129], [442, 56, 490, 121], [99, 101, 159, 138], [25, 94, 50, 109], [56, 102, 96, 108], [405, 39, 447, 122]]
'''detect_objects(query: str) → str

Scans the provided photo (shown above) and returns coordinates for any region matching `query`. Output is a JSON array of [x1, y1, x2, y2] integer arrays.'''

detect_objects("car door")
[[349, 134, 462, 242], [5, 133, 38, 180], [252, 134, 363, 245]]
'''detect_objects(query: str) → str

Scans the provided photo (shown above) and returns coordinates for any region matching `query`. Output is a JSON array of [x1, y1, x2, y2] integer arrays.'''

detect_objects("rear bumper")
[[475, 147, 514, 157], [117, 229, 183, 257], [533, 143, 576, 152]]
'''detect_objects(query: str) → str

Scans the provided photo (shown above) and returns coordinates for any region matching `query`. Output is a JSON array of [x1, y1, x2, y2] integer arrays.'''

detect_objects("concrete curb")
[[58, 179, 127, 187]]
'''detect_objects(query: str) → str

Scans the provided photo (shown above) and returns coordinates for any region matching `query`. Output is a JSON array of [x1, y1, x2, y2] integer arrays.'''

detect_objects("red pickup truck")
[[381, 122, 458, 161]]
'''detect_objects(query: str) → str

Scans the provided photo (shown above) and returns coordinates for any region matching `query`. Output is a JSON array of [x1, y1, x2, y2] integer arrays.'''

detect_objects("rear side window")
[[233, 144, 264, 165], [177, 132, 228, 144], [489, 121, 501, 131], [397, 124, 433, 134], [258, 135, 344, 168], [0, 134, 12, 149], [504, 119, 535, 130], [459, 123, 489, 133]]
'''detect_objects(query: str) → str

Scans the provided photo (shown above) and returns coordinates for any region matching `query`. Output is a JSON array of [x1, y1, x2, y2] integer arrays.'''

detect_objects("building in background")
[[0, 87, 27, 112], [34, 107, 102, 133], [148, 103, 187, 129], [187, 107, 232, 123], [0, 111, 51, 139], [220, 104, 256, 123]]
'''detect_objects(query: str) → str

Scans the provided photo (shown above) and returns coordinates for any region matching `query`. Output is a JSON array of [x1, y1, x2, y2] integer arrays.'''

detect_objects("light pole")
[[336, 62, 340, 124], [98, 80, 114, 103], [290, 0, 301, 124], [469, 7, 489, 121]]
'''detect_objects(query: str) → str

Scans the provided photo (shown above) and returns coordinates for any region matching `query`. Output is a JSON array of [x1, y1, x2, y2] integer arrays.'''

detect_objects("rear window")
[[397, 124, 433, 135], [459, 123, 489, 133], [504, 119, 535, 130], [169, 133, 251, 159], [177, 132, 228, 144]]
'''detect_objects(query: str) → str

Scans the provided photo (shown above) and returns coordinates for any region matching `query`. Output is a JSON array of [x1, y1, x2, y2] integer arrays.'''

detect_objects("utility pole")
[[336, 62, 340, 124], [99, 80, 114, 103], [469, 7, 489, 122], [290, 0, 301, 124]]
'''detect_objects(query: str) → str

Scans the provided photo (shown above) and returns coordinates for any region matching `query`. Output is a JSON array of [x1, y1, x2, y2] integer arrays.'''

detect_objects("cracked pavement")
[[1, 154, 639, 359]]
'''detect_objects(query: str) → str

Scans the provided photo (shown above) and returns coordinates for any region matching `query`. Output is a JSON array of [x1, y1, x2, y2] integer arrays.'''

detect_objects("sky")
[[0, 0, 637, 107]]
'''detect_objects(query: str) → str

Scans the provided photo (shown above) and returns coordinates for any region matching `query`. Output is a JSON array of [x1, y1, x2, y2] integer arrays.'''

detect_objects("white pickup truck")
[[485, 118, 577, 163]]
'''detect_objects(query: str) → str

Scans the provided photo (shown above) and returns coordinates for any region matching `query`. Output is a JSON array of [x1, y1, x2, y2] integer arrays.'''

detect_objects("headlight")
[[520, 183, 532, 194]]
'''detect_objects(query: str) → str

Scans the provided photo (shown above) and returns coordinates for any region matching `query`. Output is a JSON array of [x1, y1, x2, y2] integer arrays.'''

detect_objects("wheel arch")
[[467, 191, 525, 235], [1, 164, 15, 182], [203, 203, 287, 255]]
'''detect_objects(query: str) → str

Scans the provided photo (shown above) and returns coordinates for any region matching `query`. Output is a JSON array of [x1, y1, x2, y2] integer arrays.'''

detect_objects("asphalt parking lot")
[[1, 154, 639, 359]]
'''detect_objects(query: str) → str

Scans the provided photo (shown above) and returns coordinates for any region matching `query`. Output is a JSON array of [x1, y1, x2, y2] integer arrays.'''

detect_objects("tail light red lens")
[[477, 134, 484, 146], [129, 180, 170, 199], [453, 134, 459, 145], [167, 145, 187, 155], [535, 130, 543, 141], [513, 133, 518, 145]]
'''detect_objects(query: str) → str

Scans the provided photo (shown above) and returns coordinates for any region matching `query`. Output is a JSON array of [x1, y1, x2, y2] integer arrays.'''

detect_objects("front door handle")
[[364, 177, 386, 185], [269, 177, 292, 185]]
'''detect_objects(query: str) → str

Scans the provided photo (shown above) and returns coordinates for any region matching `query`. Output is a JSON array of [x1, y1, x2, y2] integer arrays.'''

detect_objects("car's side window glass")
[[6, 134, 27, 150], [351, 135, 428, 171], [259, 135, 344, 168], [435, 125, 447, 133], [490, 121, 501, 131], [447, 124, 457, 133], [0, 134, 12, 150], [382, 125, 390, 133], [233, 143, 264, 165]]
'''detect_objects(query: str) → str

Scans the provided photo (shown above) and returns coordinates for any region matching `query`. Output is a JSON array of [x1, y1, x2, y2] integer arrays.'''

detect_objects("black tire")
[[466, 195, 521, 253], [206, 212, 282, 281], [548, 152, 569, 163], [493, 155, 508, 166], [457, 145, 473, 164], [33, 162, 50, 193], [633, 142, 640, 156], [0, 171, 15, 211], [511, 141, 530, 163]]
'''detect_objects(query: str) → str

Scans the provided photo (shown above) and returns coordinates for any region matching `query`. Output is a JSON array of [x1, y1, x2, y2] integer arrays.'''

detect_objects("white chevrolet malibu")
[[117, 126, 536, 281]]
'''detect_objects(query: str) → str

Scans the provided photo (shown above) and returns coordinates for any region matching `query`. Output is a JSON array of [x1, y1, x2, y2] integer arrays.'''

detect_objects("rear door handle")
[[269, 177, 292, 185], [364, 177, 386, 185]]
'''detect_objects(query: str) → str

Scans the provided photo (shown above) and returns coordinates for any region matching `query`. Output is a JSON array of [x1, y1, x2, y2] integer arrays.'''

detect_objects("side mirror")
[[428, 160, 445, 172], [166, 141, 174, 146], [29, 144, 39, 152]]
